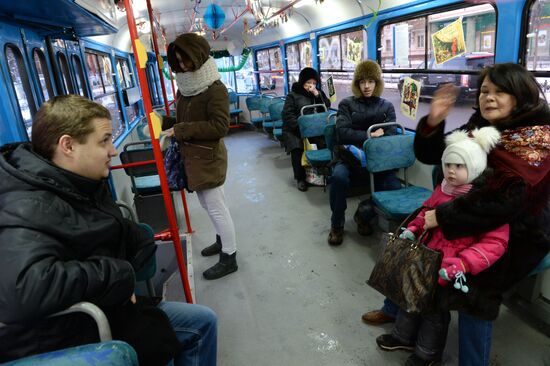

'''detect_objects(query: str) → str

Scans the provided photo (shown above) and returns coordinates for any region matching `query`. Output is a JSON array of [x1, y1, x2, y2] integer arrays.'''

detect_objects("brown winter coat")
[[164, 33, 229, 191]]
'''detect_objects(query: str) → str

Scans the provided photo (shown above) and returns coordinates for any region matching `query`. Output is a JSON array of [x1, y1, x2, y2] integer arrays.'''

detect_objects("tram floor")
[[165, 130, 550, 366]]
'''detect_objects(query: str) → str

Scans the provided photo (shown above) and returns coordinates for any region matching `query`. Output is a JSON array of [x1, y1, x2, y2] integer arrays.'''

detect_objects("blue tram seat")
[[324, 112, 337, 154], [0, 303, 138, 366], [245, 96, 265, 128], [363, 123, 432, 222], [265, 99, 284, 138], [118, 142, 173, 232], [297, 105, 332, 168], [228, 91, 243, 125], [530, 252, 550, 276]]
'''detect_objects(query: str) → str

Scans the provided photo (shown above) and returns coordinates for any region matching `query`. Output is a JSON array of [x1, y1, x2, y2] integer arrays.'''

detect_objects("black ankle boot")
[[203, 252, 238, 280], [201, 235, 222, 257]]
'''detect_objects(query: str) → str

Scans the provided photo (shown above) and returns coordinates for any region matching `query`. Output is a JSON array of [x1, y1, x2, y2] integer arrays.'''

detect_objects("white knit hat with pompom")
[[442, 126, 501, 183]]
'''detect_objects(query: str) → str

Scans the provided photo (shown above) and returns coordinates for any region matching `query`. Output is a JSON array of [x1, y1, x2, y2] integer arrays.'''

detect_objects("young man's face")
[[71, 118, 117, 180], [359, 79, 376, 97]]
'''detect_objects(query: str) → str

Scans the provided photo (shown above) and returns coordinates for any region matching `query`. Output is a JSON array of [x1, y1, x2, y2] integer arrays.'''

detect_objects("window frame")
[[5, 43, 37, 140], [377, 2, 498, 76]]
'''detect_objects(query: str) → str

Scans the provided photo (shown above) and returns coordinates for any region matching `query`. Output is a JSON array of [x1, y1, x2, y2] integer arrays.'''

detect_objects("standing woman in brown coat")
[[164, 33, 237, 280]]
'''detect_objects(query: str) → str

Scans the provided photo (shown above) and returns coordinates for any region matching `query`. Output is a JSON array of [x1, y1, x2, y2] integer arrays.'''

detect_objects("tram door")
[[0, 24, 45, 142]]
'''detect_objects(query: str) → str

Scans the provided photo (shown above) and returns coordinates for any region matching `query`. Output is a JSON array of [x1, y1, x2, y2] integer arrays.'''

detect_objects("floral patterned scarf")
[[489, 125, 550, 212]]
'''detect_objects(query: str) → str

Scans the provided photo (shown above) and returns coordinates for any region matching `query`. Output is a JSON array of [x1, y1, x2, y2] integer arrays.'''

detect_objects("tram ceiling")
[[126, 0, 385, 49]]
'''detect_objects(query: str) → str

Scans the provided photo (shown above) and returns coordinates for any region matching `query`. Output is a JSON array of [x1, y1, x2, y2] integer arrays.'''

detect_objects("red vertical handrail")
[[146, 0, 170, 117], [123, 0, 193, 304]]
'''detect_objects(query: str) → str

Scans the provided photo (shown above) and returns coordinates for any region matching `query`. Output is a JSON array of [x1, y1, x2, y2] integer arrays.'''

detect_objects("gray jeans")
[[392, 308, 451, 361]]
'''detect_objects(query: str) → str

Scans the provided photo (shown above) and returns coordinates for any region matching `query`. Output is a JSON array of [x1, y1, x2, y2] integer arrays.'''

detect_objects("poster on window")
[[400, 77, 422, 120], [431, 17, 466, 65], [286, 44, 299, 70], [326, 75, 337, 104], [538, 30, 547, 47], [299, 42, 312, 68], [319, 35, 341, 69], [345, 38, 363, 67]]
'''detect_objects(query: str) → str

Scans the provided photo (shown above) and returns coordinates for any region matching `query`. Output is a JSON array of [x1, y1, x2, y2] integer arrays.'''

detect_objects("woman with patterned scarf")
[[407, 63, 550, 366], [164, 33, 238, 280]]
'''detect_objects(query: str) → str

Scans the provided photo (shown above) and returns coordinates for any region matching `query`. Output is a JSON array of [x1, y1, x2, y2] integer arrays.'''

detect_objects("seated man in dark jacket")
[[0, 95, 217, 366], [328, 60, 401, 245]]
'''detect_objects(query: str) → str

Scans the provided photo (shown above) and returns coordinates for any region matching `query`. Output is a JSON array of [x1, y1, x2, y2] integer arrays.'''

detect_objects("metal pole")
[[146, 0, 171, 116], [123, 0, 193, 304]]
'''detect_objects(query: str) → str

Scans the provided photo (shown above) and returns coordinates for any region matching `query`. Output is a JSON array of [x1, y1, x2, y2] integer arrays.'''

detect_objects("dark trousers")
[[384, 298, 493, 365], [392, 308, 451, 361], [290, 148, 306, 181], [329, 162, 401, 228]]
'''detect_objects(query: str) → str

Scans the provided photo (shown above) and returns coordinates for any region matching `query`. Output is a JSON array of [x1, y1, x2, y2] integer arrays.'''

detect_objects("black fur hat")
[[297, 67, 320, 87]]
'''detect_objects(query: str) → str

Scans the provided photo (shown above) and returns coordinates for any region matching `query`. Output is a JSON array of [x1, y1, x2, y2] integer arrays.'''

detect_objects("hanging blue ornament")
[[203, 3, 226, 30]]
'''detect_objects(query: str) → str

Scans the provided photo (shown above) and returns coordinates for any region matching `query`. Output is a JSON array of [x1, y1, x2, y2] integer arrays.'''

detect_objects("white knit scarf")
[[176, 57, 220, 97]]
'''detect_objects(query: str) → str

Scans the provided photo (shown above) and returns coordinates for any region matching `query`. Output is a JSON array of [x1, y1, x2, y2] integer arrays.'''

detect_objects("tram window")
[[215, 57, 236, 91], [116, 57, 134, 89], [319, 28, 366, 107], [525, 0, 550, 71], [234, 51, 255, 93], [72, 55, 88, 97], [57, 52, 74, 94], [98, 54, 115, 94], [95, 94, 124, 139], [380, 18, 426, 69], [379, 4, 496, 132], [286, 39, 312, 87], [33, 49, 54, 101], [5, 45, 37, 139], [86, 52, 104, 97], [162, 60, 174, 101], [256, 47, 284, 96], [146, 63, 160, 105], [85, 50, 124, 140]]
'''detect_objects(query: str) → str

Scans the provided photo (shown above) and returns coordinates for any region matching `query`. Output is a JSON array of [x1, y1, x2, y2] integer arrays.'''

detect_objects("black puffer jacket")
[[282, 82, 330, 153], [336, 96, 396, 147], [0, 144, 157, 361], [415, 104, 550, 320]]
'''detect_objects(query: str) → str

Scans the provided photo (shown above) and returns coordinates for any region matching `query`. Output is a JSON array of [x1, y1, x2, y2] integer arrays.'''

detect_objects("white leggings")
[[196, 185, 236, 254]]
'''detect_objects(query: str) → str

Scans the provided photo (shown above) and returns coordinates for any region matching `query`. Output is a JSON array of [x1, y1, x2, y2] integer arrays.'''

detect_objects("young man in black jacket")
[[328, 60, 400, 245], [0, 95, 217, 366]]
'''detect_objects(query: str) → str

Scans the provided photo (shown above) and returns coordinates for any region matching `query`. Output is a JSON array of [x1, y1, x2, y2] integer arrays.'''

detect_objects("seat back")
[[119, 142, 161, 196], [228, 91, 238, 105], [268, 100, 284, 121], [324, 123, 336, 152], [245, 95, 263, 112], [363, 124, 432, 222], [0, 303, 138, 366], [297, 111, 332, 139], [364, 134, 416, 175]]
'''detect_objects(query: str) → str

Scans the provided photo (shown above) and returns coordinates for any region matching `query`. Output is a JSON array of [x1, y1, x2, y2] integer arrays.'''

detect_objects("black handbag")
[[367, 207, 442, 314]]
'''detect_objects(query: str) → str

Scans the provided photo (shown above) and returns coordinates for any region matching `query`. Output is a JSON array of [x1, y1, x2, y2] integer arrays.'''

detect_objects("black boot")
[[203, 252, 238, 280], [201, 235, 222, 257]]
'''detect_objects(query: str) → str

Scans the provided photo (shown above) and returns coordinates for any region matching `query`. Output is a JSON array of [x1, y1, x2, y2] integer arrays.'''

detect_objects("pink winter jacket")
[[408, 185, 509, 275]]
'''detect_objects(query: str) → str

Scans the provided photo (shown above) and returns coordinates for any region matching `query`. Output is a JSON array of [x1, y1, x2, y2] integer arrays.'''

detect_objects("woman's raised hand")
[[427, 84, 460, 128]]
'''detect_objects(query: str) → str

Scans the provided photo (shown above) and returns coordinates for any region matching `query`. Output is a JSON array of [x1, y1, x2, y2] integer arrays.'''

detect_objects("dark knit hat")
[[297, 67, 320, 87]]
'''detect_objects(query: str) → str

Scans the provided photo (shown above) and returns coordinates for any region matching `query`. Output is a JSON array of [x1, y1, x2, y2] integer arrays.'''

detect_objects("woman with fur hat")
[[328, 60, 400, 245], [164, 33, 238, 280], [376, 126, 509, 366], [282, 67, 330, 191]]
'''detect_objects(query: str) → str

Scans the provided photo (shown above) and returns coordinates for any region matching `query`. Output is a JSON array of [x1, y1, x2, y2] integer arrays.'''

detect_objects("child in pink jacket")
[[376, 126, 509, 364]]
